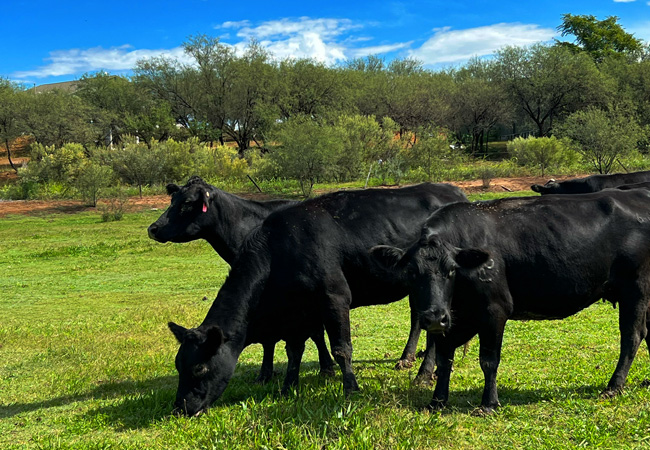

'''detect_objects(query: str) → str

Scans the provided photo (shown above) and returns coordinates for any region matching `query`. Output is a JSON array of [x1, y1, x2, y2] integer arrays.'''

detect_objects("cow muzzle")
[[419, 308, 451, 333]]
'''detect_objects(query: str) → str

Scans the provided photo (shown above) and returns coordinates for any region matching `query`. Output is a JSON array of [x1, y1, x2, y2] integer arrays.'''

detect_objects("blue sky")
[[2, 0, 649, 86]]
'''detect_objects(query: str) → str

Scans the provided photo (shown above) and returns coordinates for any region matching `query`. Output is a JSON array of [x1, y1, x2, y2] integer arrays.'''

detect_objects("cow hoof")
[[255, 373, 273, 384], [641, 379, 650, 388], [600, 388, 621, 399], [426, 400, 446, 412], [395, 359, 415, 370], [412, 372, 436, 386], [320, 366, 336, 377], [471, 406, 497, 417]]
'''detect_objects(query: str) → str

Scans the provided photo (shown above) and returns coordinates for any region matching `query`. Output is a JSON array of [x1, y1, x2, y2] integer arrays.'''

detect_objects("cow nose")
[[420, 308, 451, 333], [147, 224, 158, 238]]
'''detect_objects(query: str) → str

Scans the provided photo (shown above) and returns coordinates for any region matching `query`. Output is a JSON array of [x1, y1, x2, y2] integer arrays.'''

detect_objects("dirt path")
[[0, 175, 577, 218]]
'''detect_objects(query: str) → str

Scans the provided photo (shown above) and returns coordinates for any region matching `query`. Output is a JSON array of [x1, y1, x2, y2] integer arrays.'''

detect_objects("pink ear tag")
[[202, 203, 208, 213]]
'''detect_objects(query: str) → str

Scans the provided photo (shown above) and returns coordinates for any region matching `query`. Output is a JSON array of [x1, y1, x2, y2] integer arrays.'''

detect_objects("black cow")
[[148, 177, 333, 383], [372, 190, 650, 414], [531, 170, 650, 195], [167, 183, 468, 416]]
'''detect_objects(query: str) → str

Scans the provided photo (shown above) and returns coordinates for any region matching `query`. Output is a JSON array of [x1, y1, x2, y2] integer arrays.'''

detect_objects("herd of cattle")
[[147, 170, 650, 417]]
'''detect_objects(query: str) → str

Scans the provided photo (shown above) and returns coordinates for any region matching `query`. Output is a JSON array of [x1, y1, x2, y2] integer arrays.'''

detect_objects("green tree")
[[21, 89, 97, 147], [556, 14, 644, 62], [450, 58, 512, 155], [495, 44, 603, 137], [556, 106, 642, 173], [270, 116, 343, 197], [0, 78, 26, 172]]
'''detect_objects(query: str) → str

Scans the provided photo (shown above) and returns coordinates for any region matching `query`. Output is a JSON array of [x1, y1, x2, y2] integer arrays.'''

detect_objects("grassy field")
[[2, 195, 650, 449]]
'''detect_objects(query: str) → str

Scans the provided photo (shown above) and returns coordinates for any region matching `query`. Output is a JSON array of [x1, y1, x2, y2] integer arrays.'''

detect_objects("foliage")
[[556, 14, 645, 62], [508, 135, 577, 176], [556, 106, 642, 174], [21, 142, 87, 185], [75, 159, 115, 206], [269, 116, 344, 196], [494, 44, 604, 137]]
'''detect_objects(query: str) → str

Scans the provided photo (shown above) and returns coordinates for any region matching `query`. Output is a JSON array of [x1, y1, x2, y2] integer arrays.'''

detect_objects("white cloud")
[[12, 45, 191, 79], [613, 0, 636, 3], [409, 23, 556, 66], [219, 17, 364, 64]]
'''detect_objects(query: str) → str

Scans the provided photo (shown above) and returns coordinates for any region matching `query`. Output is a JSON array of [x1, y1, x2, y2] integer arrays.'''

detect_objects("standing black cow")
[[148, 176, 334, 383], [167, 183, 468, 416], [372, 190, 650, 414], [531, 170, 650, 195]]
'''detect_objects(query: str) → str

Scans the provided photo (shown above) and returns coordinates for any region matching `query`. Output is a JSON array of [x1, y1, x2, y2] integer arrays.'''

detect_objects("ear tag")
[[202, 203, 208, 213]]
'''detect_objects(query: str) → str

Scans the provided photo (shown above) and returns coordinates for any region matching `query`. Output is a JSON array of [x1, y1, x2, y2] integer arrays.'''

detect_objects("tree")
[[77, 72, 176, 146], [556, 14, 644, 62], [21, 89, 97, 147], [270, 116, 343, 197], [495, 44, 603, 137], [450, 58, 512, 155], [0, 78, 25, 172], [556, 106, 642, 174]]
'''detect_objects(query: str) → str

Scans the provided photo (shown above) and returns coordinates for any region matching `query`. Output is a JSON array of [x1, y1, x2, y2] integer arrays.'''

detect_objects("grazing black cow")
[[531, 170, 650, 195], [372, 190, 650, 414], [167, 183, 468, 416], [148, 177, 334, 383]]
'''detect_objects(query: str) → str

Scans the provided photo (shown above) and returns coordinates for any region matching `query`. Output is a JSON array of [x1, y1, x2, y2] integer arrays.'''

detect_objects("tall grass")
[[1, 201, 650, 449]]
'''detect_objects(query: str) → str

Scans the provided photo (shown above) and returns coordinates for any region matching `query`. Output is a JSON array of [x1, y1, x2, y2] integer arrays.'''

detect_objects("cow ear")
[[201, 325, 225, 357], [370, 245, 406, 269], [200, 188, 211, 212], [454, 248, 490, 269], [166, 183, 180, 196], [168, 321, 188, 344]]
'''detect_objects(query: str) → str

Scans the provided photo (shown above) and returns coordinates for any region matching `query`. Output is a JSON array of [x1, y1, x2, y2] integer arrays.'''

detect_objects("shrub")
[[508, 136, 576, 176], [98, 186, 129, 222], [21, 142, 86, 184], [76, 161, 115, 207]]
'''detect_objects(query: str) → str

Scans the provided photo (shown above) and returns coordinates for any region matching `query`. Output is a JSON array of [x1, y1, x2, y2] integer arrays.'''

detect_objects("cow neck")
[[200, 228, 271, 346], [203, 191, 293, 266]]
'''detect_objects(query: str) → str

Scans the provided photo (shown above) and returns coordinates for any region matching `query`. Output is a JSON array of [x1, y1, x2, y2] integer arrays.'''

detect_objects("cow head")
[[371, 233, 490, 333], [530, 179, 559, 195], [148, 176, 214, 243], [168, 321, 237, 417]]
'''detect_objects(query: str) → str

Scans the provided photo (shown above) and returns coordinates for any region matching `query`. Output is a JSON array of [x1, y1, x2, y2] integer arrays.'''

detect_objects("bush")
[[76, 161, 115, 207], [269, 116, 344, 197], [98, 186, 129, 222], [21, 142, 86, 184], [508, 136, 576, 176]]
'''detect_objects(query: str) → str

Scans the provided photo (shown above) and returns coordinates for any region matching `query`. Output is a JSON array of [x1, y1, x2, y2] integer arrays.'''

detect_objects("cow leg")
[[311, 327, 336, 377], [413, 332, 436, 385], [476, 319, 507, 414], [428, 337, 455, 411], [281, 339, 306, 395], [603, 290, 647, 397], [321, 282, 359, 396], [396, 299, 422, 370], [256, 341, 276, 384]]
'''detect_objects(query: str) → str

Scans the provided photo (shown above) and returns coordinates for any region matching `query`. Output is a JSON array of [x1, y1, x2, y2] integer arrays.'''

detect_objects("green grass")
[[2, 195, 650, 449]]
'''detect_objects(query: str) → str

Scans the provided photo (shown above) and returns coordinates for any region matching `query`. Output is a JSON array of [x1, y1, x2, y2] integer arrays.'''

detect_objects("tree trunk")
[[4, 138, 18, 173]]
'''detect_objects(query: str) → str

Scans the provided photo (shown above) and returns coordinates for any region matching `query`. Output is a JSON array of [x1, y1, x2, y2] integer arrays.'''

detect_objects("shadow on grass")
[[0, 375, 178, 420]]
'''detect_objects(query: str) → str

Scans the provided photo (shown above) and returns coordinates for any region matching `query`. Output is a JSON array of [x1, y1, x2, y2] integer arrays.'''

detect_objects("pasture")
[[2, 196, 650, 449]]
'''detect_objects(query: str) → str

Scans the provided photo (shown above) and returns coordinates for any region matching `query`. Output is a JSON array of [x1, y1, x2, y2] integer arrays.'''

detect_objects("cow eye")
[[448, 269, 456, 278], [192, 365, 209, 378]]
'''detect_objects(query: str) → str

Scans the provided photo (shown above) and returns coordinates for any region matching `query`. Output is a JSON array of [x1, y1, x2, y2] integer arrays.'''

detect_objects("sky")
[[2, 0, 649, 87]]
